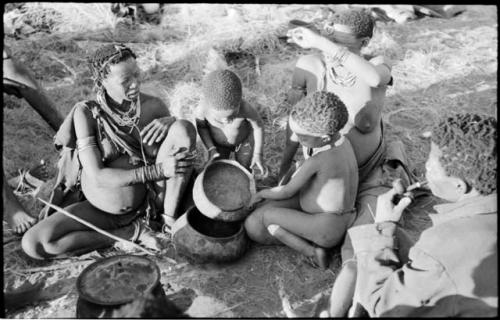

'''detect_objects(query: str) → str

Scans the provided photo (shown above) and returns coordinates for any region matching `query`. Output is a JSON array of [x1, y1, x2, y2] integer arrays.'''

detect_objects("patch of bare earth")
[[3, 4, 496, 318]]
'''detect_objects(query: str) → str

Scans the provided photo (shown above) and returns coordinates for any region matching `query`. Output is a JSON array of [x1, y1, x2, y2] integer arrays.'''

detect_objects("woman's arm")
[[288, 27, 392, 87], [73, 104, 190, 187], [73, 104, 143, 187]]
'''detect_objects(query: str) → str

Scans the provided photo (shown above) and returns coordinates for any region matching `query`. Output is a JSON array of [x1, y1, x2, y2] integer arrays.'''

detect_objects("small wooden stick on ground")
[[38, 198, 156, 255]]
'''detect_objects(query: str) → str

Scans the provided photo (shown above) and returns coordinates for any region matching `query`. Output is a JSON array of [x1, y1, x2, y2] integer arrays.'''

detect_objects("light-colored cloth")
[[349, 193, 497, 317]]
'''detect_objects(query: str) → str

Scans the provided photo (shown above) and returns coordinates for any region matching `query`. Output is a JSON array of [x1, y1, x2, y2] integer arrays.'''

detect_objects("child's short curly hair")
[[88, 43, 136, 88], [202, 70, 242, 111], [431, 113, 497, 195], [290, 91, 348, 136], [329, 8, 375, 39]]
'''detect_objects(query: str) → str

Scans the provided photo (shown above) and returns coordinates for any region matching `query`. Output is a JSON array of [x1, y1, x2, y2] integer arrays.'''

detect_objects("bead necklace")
[[97, 89, 141, 133]]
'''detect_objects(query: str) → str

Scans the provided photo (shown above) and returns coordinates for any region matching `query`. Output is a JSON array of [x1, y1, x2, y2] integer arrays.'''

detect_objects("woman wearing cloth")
[[22, 44, 196, 259]]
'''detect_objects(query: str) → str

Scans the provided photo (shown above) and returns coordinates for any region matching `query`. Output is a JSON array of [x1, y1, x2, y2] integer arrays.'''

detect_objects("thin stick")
[[207, 301, 246, 317], [367, 203, 376, 221], [38, 198, 156, 255], [18, 260, 94, 273]]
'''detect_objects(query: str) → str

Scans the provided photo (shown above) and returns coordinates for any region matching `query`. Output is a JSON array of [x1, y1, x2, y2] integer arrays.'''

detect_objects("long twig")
[[18, 260, 94, 273], [207, 301, 246, 317], [38, 198, 156, 255]]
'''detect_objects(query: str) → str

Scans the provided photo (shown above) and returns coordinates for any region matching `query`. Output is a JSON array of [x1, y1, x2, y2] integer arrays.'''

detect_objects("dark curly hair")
[[202, 69, 242, 111], [87, 43, 136, 89], [329, 8, 375, 39], [431, 113, 497, 195], [290, 91, 348, 136]]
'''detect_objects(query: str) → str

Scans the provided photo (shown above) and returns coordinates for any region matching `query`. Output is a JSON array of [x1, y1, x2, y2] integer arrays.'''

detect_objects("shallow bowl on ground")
[[193, 159, 256, 222], [76, 255, 161, 306], [172, 206, 248, 263]]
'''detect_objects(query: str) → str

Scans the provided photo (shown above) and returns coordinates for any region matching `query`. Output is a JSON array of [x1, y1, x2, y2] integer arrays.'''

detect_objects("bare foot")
[[3, 178, 37, 234], [5, 208, 37, 235], [132, 220, 163, 251]]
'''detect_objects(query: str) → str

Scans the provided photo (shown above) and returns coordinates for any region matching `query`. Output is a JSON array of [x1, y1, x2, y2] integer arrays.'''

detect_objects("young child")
[[195, 69, 268, 175], [244, 91, 358, 268]]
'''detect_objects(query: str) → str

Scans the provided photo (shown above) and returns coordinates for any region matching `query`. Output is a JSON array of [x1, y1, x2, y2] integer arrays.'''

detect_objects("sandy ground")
[[3, 4, 497, 318]]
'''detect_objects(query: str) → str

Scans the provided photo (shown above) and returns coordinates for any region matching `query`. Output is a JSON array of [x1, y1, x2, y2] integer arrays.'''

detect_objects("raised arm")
[[287, 27, 392, 87], [278, 59, 311, 181]]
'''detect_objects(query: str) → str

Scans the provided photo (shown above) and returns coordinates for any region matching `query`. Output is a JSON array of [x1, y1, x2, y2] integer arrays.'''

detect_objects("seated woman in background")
[[22, 44, 196, 259]]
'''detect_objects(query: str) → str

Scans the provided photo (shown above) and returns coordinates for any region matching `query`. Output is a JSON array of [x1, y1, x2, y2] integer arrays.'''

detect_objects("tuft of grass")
[[23, 2, 118, 33]]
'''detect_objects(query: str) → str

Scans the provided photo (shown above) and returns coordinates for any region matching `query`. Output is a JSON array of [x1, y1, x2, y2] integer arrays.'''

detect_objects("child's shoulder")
[[364, 54, 392, 68], [296, 53, 325, 71]]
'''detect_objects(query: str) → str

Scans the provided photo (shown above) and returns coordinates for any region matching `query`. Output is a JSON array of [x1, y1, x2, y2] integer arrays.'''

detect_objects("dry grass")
[[3, 4, 497, 318]]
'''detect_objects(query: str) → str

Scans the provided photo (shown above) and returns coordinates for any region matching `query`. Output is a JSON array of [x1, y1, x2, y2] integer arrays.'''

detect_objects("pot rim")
[[183, 206, 245, 241], [76, 254, 160, 306], [193, 159, 256, 218]]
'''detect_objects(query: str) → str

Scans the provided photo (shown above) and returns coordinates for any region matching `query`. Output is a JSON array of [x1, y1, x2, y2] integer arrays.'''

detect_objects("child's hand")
[[251, 154, 269, 178], [249, 191, 265, 207], [208, 147, 221, 161]]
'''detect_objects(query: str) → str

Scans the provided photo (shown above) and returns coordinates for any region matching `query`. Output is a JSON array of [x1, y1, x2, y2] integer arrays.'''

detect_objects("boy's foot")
[[304, 247, 329, 270]]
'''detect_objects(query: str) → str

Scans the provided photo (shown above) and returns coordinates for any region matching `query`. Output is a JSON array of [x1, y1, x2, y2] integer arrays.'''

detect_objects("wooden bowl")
[[76, 255, 160, 306]]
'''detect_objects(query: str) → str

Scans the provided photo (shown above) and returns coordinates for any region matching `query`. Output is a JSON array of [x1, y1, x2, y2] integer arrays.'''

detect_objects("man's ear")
[[321, 135, 331, 143], [455, 178, 469, 196]]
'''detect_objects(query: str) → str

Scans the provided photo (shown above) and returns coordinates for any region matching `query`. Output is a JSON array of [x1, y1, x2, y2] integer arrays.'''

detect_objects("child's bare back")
[[298, 138, 358, 214]]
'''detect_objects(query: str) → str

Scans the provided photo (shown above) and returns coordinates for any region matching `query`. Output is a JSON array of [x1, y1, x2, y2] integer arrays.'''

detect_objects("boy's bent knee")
[[169, 120, 197, 146]]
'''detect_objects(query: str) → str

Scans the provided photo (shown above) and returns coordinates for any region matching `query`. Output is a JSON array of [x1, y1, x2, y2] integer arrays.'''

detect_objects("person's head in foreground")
[[202, 69, 242, 124], [88, 43, 141, 102], [289, 91, 348, 148], [322, 8, 375, 52], [426, 113, 496, 202]]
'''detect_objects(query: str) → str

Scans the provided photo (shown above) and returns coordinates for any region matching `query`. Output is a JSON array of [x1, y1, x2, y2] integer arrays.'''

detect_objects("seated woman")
[[22, 44, 196, 259]]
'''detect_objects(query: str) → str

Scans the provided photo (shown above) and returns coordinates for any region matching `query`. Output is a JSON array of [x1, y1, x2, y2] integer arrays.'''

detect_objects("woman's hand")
[[141, 116, 176, 146], [286, 27, 324, 49], [160, 147, 195, 178], [375, 179, 412, 223]]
